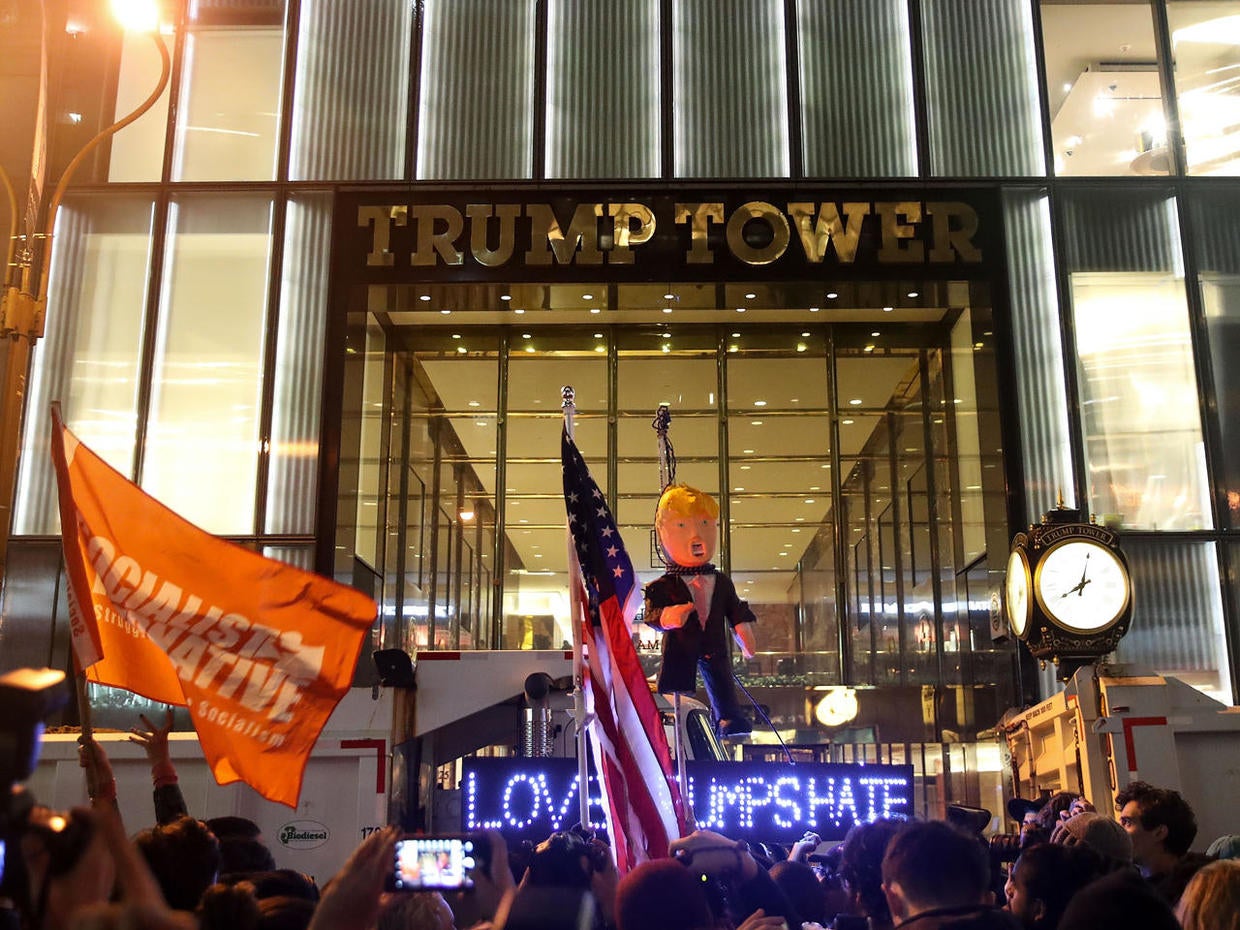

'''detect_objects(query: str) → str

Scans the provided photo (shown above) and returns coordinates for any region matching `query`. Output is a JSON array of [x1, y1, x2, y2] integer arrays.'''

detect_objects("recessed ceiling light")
[[441, 309, 451, 314], [872, 331, 880, 337], [500, 294, 512, 301], [582, 293, 594, 300], [745, 292, 756, 299], [419, 294, 431, 302], [804, 499, 816, 504], [663, 293, 675, 300], [734, 487, 745, 492], [514, 308, 525, 314], [468, 400, 480, 407], [751, 420, 763, 426], [525, 346, 535, 352], [661, 332, 672, 339], [590, 308, 601, 314], [883, 306, 893, 312], [796, 343, 807, 352], [522, 333, 532, 338], [842, 418, 854, 425], [796, 516, 805, 521], [907, 291, 919, 298], [740, 464, 751, 470], [452, 333, 461, 339], [594, 333, 603, 338], [801, 332, 810, 337], [754, 400, 766, 407], [809, 307, 820, 312], [743, 448, 754, 454], [826, 292, 838, 299], [456, 345, 466, 352], [849, 398, 863, 406], [663, 307, 673, 313], [594, 346, 605, 353], [735, 307, 746, 313], [731, 332, 741, 337]]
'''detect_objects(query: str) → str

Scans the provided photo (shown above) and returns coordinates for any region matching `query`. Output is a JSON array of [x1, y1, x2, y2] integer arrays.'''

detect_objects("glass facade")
[[5, 0, 1240, 745]]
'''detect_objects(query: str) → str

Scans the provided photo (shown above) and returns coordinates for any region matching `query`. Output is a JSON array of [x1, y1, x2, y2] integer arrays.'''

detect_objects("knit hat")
[[1050, 812, 1133, 864], [1206, 834, 1240, 860]]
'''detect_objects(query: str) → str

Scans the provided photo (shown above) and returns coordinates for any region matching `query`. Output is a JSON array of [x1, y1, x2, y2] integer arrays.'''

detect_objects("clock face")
[[1005, 549, 1032, 638], [1033, 539, 1131, 632]]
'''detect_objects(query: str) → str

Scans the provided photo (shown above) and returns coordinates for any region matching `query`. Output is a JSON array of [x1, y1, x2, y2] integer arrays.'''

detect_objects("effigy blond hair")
[[655, 484, 720, 523]]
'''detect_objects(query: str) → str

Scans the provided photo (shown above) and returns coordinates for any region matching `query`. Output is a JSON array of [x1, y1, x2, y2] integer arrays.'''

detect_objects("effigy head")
[[655, 484, 719, 567]]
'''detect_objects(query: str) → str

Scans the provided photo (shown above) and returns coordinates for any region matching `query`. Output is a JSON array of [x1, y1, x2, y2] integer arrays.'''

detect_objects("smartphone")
[[389, 835, 487, 892]]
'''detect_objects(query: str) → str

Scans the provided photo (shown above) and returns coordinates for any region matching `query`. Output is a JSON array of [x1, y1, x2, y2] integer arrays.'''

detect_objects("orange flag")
[[50, 407, 377, 807]]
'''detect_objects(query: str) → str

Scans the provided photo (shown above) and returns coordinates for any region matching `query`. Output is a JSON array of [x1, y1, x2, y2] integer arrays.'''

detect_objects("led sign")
[[462, 757, 914, 845]]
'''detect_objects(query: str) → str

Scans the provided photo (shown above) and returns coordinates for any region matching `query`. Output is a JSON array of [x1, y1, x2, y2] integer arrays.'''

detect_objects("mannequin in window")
[[643, 484, 757, 737]]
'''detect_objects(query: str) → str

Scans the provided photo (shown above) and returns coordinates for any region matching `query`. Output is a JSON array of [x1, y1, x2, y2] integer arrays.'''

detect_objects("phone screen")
[[391, 836, 479, 891]]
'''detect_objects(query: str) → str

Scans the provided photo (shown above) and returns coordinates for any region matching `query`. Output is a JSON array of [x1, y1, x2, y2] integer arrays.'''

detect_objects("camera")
[[388, 834, 491, 892]]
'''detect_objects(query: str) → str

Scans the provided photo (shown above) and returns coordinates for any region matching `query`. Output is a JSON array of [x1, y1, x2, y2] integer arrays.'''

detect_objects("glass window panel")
[[730, 416, 831, 458], [546, 0, 660, 178], [728, 356, 829, 410], [1115, 539, 1231, 703], [731, 494, 827, 527], [508, 350, 607, 412], [290, 0, 412, 181], [107, 33, 173, 182], [674, 0, 790, 177], [617, 357, 718, 410], [143, 194, 272, 533], [922, 0, 1045, 176], [617, 414, 718, 462], [797, 0, 917, 177], [1003, 190, 1073, 519], [835, 353, 922, 412], [728, 460, 830, 496], [1071, 272, 1209, 530], [172, 29, 284, 181], [417, 0, 536, 180], [16, 195, 155, 535], [266, 193, 331, 534], [1188, 186, 1240, 527], [1168, 2, 1240, 176], [1041, 2, 1169, 177]]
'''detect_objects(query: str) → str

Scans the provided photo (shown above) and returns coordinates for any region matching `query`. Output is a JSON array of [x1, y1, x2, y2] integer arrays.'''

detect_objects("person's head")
[[1049, 812, 1133, 869], [197, 881, 260, 930], [770, 860, 828, 926], [525, 831, 602, 890], [1035, 793, 1078, 832], [1067, 797, 1095, 819], [207, 816, 263, 842], [1175, 859, 1240, 930], [236, 869, 319, 902], [1004, 843, 1103, 930], [881, 821, 991, 923], [1206, 834, 1240, 861], [219, 835, 277, 876], [615, 859, 715, 930], [655, 485, 719, 567], [1058, 868, 1180, 930], [839, 818, 904, 923], [133, 815, 222, 911], [377, 890, 455, 930], [1115, 781, 1198, 864], [256, 894, 318, 930]]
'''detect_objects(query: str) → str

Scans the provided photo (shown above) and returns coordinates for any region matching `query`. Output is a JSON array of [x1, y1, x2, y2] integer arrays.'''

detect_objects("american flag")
[[561, 427, 688, 872]]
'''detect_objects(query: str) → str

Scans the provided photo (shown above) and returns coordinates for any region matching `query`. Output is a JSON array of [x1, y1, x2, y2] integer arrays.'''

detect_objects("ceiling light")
[[734, 487, 745, 492], [907, 291, 919, 298], [754, 400, 766, 407], [809, 307, 820, 312], [872, 331, 880, 337], [842, 418, 854, 425], [522, 333, 532, 338], [882, 306, 893, 313], [663, 293, 675, 300], [593, 333, 603, 338], [663, 307, 673, 313], [419, 294, 431, 302], [582, 293, 594, 300], [459, 509, 475, 521], [590, 308, 601, 314], [468, 400, 480, 407], [500, 294, 512, 301], [864, 345, 875, 353], [441, 309, 451, 314], [456, 346, 466, 353], [801, 332, 810, 337], [735, 307, 746, 313], [452, 333, 461, 339], [662, 345, 670, 353], [796, 343, 807, 352], [729, 345, 738, 352], [745, 292, 756, 299], [731, 332, 741, 337], [804, 499, 816, 504], [849, 398, 862, 406], [751, 420, 763, 426], [594, 346, 605, 353], [740, 464, 751, 470], [743, 449, 754, 454], [514, 308, 525, 314], [826, 292, 838, 299]]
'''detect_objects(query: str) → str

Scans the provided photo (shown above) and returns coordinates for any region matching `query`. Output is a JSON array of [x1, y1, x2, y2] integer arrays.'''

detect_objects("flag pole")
[[653, 405, 690, 806], [563, 385, 591, 830]]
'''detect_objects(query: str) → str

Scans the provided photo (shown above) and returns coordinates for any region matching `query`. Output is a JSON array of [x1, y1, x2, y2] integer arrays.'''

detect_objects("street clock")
[[1004, 503, 1133, 679]]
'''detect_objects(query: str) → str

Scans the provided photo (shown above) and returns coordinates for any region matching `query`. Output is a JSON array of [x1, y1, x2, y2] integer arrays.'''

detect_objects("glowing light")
[[111, 0, 160, 32]]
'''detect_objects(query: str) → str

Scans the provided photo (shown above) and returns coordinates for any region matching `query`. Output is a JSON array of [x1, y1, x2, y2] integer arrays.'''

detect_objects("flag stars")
[[601, 527, 614, 538], [612, 565, 625, 578], [606, 545, 618, 558]]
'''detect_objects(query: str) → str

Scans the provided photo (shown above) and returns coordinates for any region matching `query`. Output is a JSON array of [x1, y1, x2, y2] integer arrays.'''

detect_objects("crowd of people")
[[4, 712, 1240, 930]]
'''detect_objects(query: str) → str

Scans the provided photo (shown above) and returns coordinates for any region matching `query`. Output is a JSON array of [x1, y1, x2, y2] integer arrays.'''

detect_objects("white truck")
[[30, 649, 721, 881], [998, 663, 1240, 849]]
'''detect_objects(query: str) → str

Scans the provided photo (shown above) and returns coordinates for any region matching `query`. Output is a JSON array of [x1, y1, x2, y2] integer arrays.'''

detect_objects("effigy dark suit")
[[644, 567, 756, 727]]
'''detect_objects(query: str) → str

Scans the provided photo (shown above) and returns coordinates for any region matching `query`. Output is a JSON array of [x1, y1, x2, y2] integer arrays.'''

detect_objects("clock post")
[[1003, 502, 1134, 681]]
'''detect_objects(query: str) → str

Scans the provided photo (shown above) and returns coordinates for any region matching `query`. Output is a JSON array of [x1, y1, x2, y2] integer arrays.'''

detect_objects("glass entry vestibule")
[[335, 279, 1019, 740]]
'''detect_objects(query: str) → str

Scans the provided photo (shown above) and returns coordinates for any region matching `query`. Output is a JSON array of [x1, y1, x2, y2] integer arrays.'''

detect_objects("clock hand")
[[1077, 577, 1092, 597]]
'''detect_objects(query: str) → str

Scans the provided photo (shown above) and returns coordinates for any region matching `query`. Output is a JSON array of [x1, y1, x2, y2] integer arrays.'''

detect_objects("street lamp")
[[0, 2, 171, 582]]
